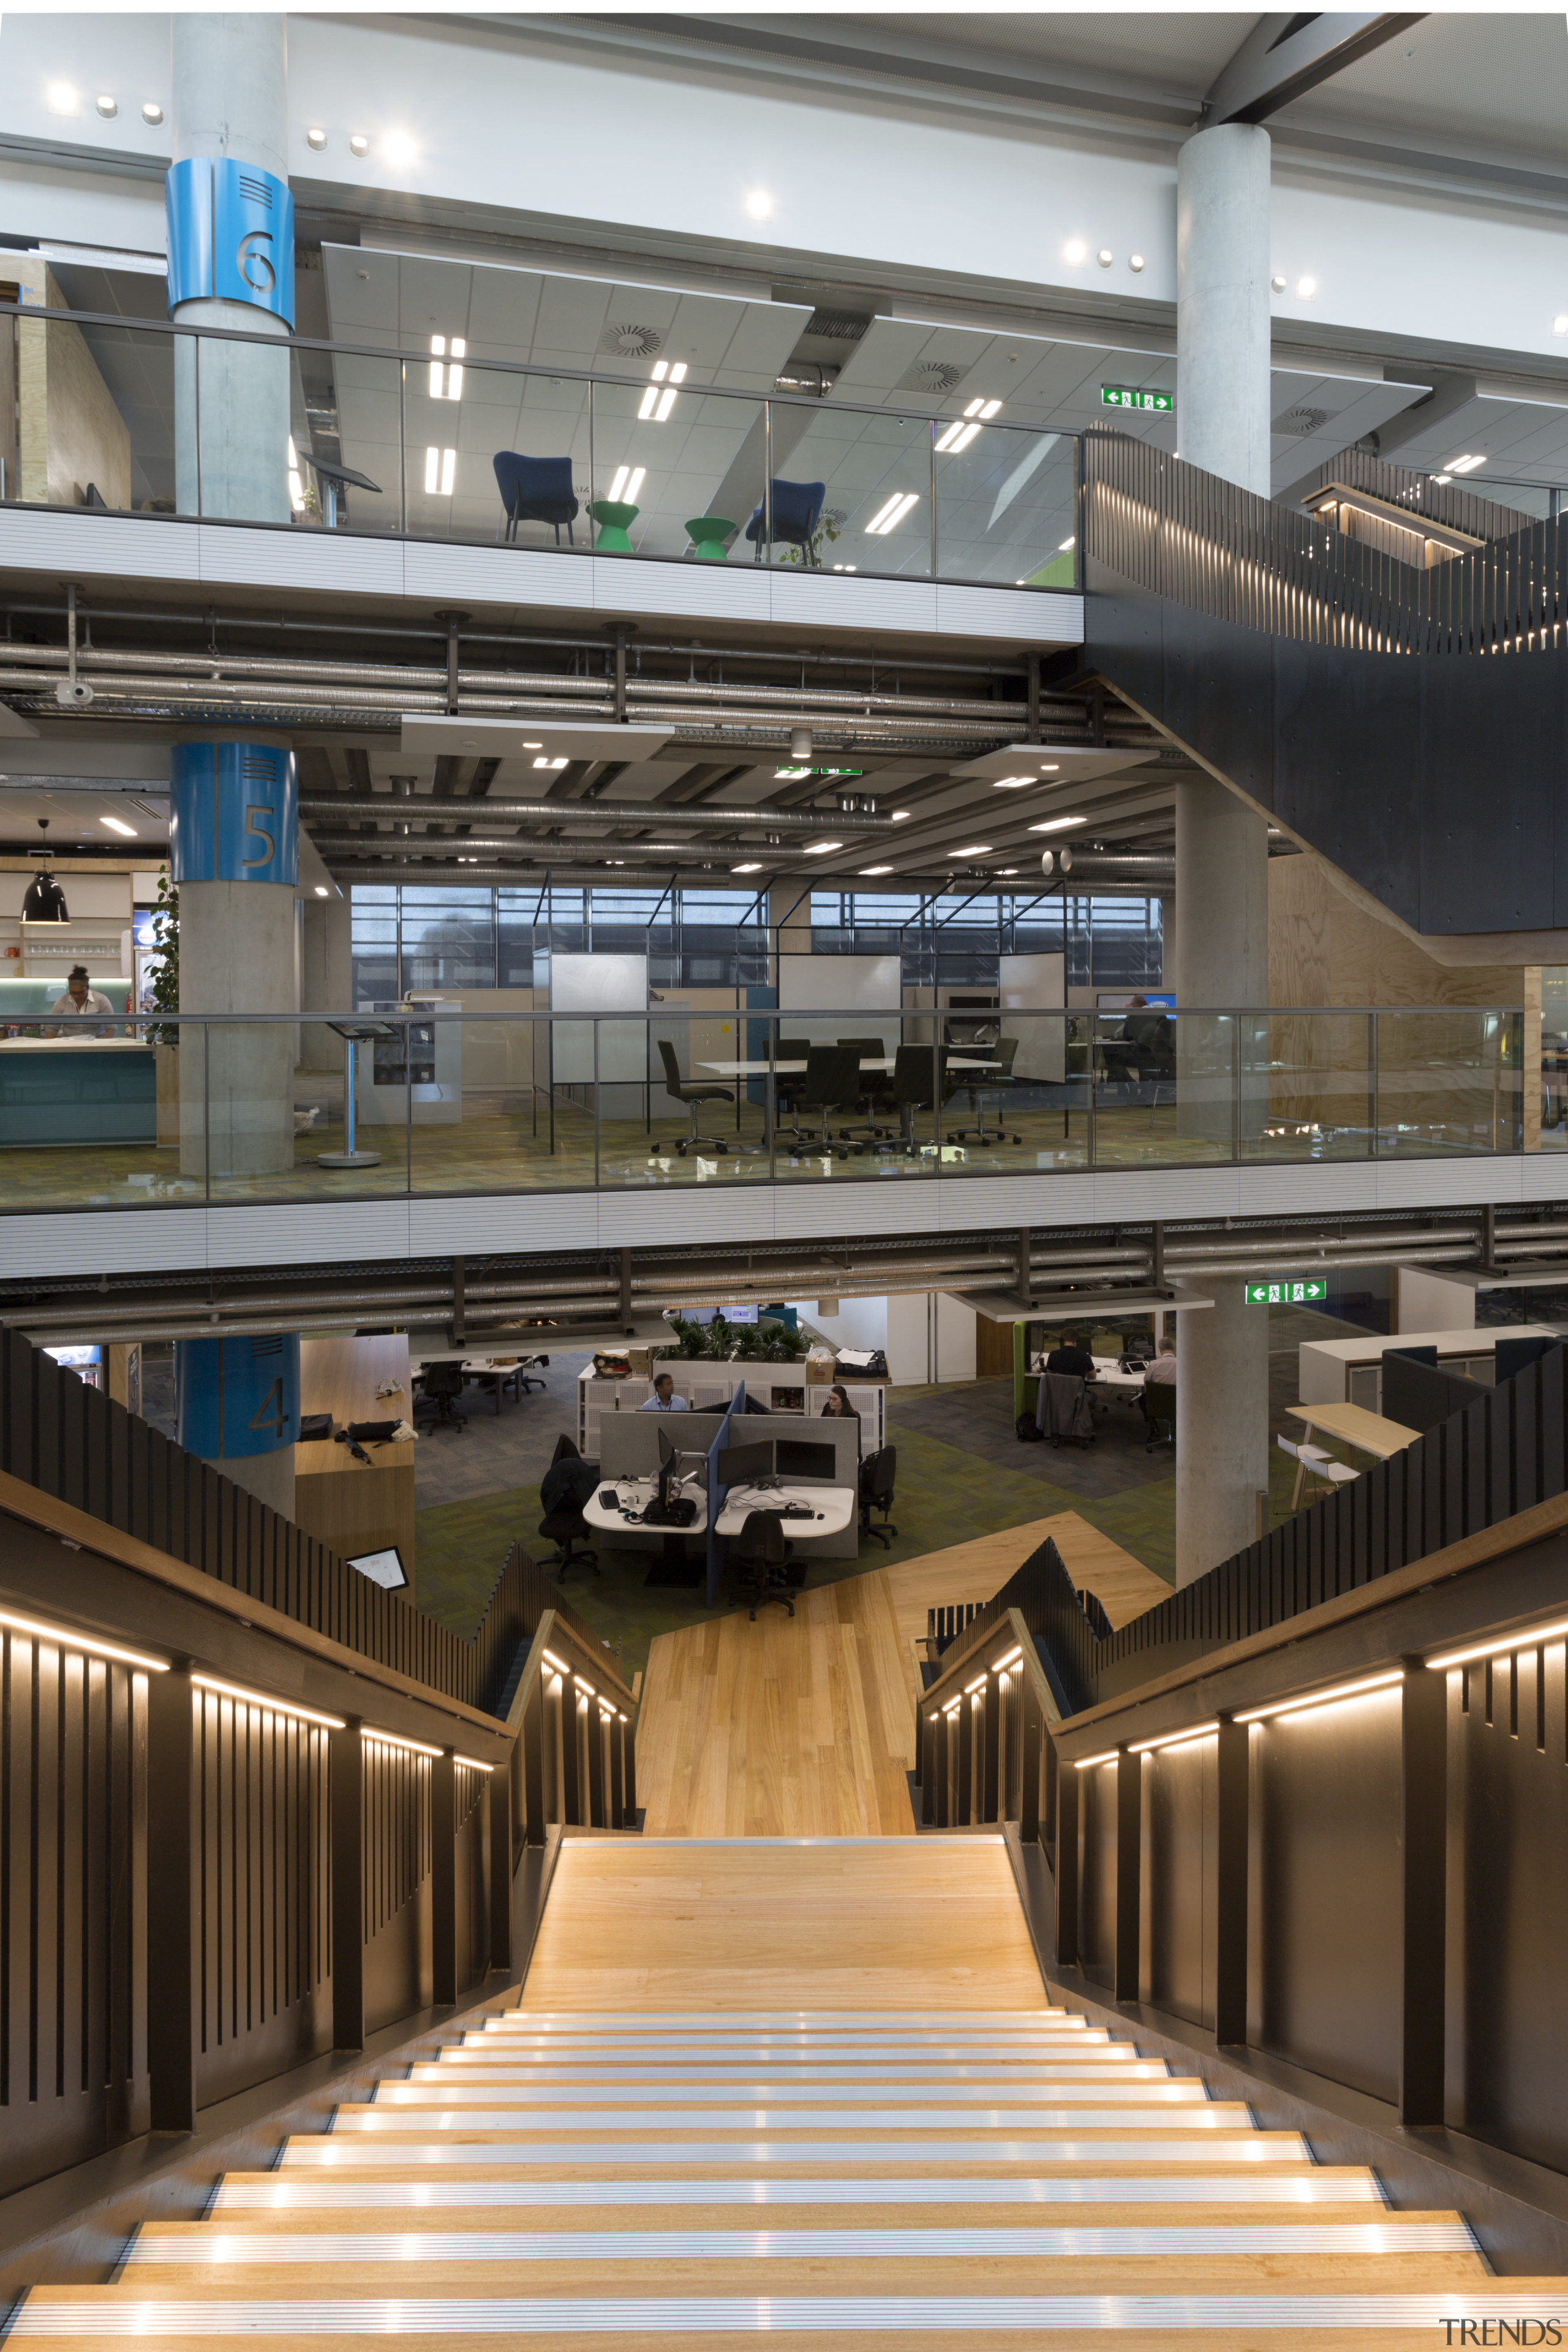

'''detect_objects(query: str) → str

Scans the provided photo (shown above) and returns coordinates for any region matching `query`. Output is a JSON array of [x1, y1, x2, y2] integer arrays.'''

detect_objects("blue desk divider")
[[706, 1381, 745, 1607]]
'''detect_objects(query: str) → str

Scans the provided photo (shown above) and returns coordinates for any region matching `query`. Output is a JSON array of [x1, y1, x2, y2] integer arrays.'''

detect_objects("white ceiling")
[[1384, 391, 1568, 493]]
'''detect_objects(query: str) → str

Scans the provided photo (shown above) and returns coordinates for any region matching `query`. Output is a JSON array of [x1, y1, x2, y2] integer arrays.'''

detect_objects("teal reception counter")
[[0, 1039, 158, 1147]]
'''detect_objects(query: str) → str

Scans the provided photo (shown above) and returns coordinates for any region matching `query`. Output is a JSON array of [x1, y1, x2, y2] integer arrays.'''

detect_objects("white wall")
[[1395, 1267, 1477, 1334], [790, 1295, 888, 1362], [0, 871, 129, 916], [793, 1289, 976, 1385]]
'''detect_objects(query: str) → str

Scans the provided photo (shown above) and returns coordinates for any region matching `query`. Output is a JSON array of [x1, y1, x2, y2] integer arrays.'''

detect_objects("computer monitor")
[[775, 1438, 837, 1481], [657, 1427, 676, 1468], [719, 1439, 774, 1488]]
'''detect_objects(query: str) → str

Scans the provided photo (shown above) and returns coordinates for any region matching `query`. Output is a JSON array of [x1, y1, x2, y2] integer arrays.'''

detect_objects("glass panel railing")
[[0, 1009, 197, 1210], [10, 314, 184, 517], [1374, 1007, 1521, 1157], [1242, 1011, 1378, 1159], [402, 355, 592, 551], [934, 421, 1079, 588], [290, 345, 404, 535], [769, 408, 933, 578], [588, 380, 766, 565]]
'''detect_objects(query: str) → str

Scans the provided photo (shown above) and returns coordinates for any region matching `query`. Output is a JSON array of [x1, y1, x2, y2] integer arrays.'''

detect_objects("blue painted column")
[[168, 15, 292, 521], [176, 1332, 300, 1517], [172, 737, 300, 1180]]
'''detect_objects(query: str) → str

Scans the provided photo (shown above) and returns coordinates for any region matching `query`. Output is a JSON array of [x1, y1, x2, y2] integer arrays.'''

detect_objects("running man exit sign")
[[1101, 385, 1173, 413], [1245, 1276, 1329, 1305]]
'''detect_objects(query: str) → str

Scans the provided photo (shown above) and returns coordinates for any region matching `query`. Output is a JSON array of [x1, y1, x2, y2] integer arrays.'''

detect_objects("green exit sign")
[[1246, 1276, 1329, 1306], [1102, 385, 1173, 413]]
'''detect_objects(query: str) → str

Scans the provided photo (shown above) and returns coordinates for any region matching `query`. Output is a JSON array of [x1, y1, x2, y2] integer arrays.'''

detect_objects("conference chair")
[[732, 1510, 795, 1620], [744, 477, 826, 564], [768, 1035, 812, 1129], [414, 1357, 468, 1433], [1142, 1380, 1177, 1453], [836, 1036, 895, 1144], [888, 1042, 940, 1155], [948, 1035, 1022, 1146], [656, 1036, 736, 1156], [538, 1433, 601, 1579], [493, 453, 579, 545], [780, 1045, 862, 1157], [859, 1444, 898, 1548]]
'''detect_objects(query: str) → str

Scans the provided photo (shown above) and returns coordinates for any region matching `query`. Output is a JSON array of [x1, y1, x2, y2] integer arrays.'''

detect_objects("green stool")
[[685, 514, 734, 561], [591, 498, 639, 552]]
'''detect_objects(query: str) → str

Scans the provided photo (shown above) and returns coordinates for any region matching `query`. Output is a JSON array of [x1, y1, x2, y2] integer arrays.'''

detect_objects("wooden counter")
[[292, 1335, 417, 1595]]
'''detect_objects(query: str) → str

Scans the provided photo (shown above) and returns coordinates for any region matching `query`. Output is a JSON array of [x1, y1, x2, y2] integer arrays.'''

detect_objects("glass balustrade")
[[0, 1005, 1534, 1214]]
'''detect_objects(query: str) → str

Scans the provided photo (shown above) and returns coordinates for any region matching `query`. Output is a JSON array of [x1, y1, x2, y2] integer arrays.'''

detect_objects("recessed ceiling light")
[[1039, 761, 1060, 772], [859, 865, 893, 876], [306, 127, 328, 150], [1029, 815, 1086, 833], [1445, 453, 1487, 474], [803, 840, 843, 856], [745, 189, 773, 220], [1128, 254, 1144, 274], [95, 94, 117, 118], [522, 741, 542, 749], [953, 843, 992, 856], [349, 132, 369, 157], [314, 884, 329, 897], [46, 82, 78, 115], [533, 756, 568, 771], [936, 419, 981, 453], [607, 464, 645, 503], [731, 861, 762, 873], [1555, 316, 1568, 337], [1096, 249, 1114, 268], [1000, 867, 1019, 875], [865, 490, 919, 535], [1063, 239, 1087, 266], [891, 810, 911, 822], [1270, 274, 1287, 293], [382, 130, 418, 168], [1296, 275, 1316, 298], [100, 814, 137, 837], [991, 775, 1035, 789], [141, 100, 163, 126]]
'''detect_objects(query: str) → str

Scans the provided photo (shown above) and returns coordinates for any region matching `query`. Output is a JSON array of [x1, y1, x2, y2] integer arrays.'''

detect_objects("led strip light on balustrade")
[[364, 1728, 442, 1760], [1430, 1614, 1568, 1669], [191, 1673, 344, 1729], [0, 1605, 167, 1673]]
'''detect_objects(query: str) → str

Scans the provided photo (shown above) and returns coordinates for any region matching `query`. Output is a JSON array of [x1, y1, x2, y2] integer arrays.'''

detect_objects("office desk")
[[696, 1054, 996, 1078], [1090, 1357, 1151, 1396], [715, 1483, 856, 1539], [0, 1037, 156, 1146], [294, 1335, 417, 1592], [413, 1352, 546, 1415], [1287, 1400, 1421, 1460], [584, 1475, 709, 1537]]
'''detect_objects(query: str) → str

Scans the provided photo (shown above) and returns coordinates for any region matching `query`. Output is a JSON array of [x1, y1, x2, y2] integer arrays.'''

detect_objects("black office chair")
[[1142, 1379, 1177, 1453], [836, 1036, 895, 1145], [538, 1433, 601, 1578], [516, 1353, 550, 1394], [769, 1035, 811, 1128], [948, 1035, 1022, 1147], [886, 1043, 938, 1155], [415, 1359, 468, 1433], [781, 1045, 862, 1157], [732, 1509, 794, 1619], [859, 1444, 898, 1548], [656, 1036, 735, 1156]]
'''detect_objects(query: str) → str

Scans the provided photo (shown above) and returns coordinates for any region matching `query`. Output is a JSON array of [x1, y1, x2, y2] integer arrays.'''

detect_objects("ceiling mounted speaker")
[[600, 322, 663, 358]]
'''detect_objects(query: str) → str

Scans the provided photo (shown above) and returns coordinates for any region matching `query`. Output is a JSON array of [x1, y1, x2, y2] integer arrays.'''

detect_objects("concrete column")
[[171, 15, 291, 521], [1172, 124, 1275, 1586], [172, 737, 299, 1178], [1175, 1283, 1267, 1585]]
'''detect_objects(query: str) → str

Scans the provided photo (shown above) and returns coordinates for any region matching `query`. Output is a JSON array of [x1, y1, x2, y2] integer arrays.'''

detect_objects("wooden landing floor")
[[635, 1513, 1166, 1839], [523, 1836, 1047, 2010]]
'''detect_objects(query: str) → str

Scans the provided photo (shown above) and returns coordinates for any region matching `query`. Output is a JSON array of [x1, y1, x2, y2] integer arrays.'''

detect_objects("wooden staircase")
[[8, 1839, 1560, 2343]]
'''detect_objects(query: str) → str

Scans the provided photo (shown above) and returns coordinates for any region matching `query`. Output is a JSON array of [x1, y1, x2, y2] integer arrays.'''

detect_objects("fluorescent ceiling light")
[[936, 420, 981, 454], [865, 489, 919, 535], [100, 815, 137, 837], [1444, 453, 1486, 474], [532, 756, 568, 771], [953, 843, 992, 856], [858, 864, 893, 875], [891, 810, 911, 822], [0, 1605, 165, 1673], [731, 861, 762, 873], [1030, 816, 1086, 833], [1235, 1669, 1403, 1726], [607, 464, 645, 503], [1000, 867, 1018, 875], [803, 840, 843, 856], [963, 397, 1002, 420], [429, 336, 464, 399], [650, 360, 687, 383], [314, 885, 329, 897], [1059, 537, 1076, 552], [992, 775, 1036, 789]]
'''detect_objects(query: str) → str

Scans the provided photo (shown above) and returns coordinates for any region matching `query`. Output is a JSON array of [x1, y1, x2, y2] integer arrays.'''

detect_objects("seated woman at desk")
[[821, 1383, 859, 1425], [48, 964, 116, 1037]]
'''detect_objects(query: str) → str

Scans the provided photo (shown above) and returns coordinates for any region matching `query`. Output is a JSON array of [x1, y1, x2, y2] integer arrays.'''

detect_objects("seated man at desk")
[[638, 1372, 689, 1412], [1045, 1329, 1096, 1381], [1144, 1336, 1177, 1385], [47, 965, 116, 1036]]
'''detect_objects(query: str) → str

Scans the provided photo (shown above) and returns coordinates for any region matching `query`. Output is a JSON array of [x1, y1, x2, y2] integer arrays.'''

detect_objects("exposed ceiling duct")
[[295, 796, 885, 833]]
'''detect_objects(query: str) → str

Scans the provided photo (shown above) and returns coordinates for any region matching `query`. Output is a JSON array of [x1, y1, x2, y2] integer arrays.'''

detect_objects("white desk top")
[[1090, 1356, 1152, 1393], [696, 1054, 997, 1078], [584, 1475, 709, 1536], [715, 1481, 856, 1538]]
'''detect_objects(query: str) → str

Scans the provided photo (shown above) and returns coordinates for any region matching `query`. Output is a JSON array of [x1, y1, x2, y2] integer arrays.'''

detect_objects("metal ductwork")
[[297, 796, 886, 832]]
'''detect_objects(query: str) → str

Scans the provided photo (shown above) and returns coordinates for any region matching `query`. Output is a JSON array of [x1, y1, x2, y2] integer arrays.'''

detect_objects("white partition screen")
[[1000, 952, 1066, 1084], [551, 951, 648, 1112]]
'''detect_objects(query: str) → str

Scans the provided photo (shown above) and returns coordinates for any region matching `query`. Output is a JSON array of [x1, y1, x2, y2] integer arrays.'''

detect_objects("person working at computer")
[[1045, 1330, 1096, 1380], [1144, 1336, 1177, 1385], [821, 1383, 858, 1422], [639, 1372, 689, 1411]]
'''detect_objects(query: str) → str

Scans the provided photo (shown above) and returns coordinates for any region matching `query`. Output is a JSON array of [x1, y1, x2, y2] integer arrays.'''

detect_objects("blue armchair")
[[744, 477, 826, 564], [493, 453, 579, 545]]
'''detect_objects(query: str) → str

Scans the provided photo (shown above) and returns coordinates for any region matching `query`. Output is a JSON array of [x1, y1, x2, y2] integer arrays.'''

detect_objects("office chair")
[[836, 1036, 895, 1144], [656, 1036, 735, 1156], [1142, 1380, 1177, 1453], [744, 477, 826, 564], [780, 1045, 862, 1157], [538, 1433, 601, 1579], [948, 1035, 1021, 1146], [493, 452, 579, 545], [732, 1509, 794, 1619], [859, 1444, 898, 1548], [516, 1353, 549, 1394], [886, 1042, 939, 1155], [414, 1358, 468, 1433], [769, 1036, 811, 1128]]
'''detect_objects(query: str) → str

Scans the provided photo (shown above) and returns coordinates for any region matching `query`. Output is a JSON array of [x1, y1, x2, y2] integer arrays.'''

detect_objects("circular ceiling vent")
[[601, 322, 663, 358], [823, 507, 849, 527], [913, 361, 965, 393], [1276, 405, 1329, 437]]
